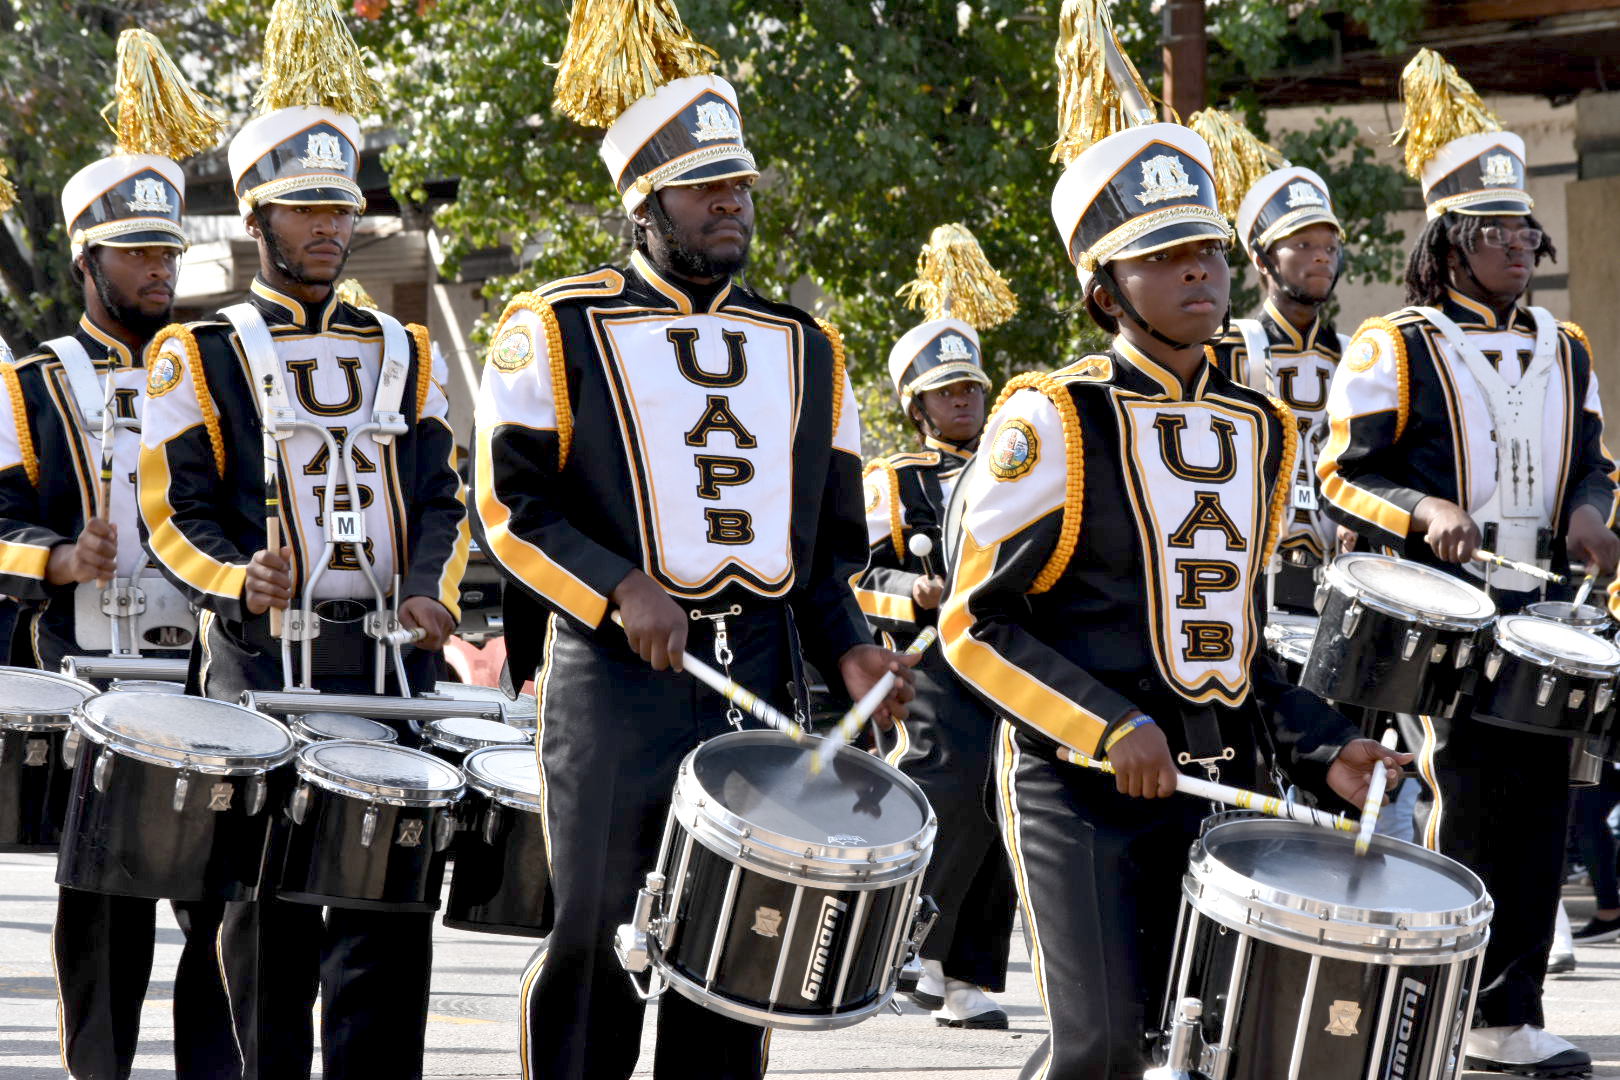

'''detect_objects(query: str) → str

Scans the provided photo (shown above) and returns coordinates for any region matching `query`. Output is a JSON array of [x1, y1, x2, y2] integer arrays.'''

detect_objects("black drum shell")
[[55, 740, 286, 901], [0, 727, 72, 853], [1301, 590, 1472, 714], [657, 828, 910, 1021], [1471, 649, 1607, 738], [443, 794, 551, 936], [273, 784, 451, 912]]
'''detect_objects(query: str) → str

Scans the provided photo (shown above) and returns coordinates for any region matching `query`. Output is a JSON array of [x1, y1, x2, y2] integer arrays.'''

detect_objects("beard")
[[651, 199, 751, 279], [259, 212, 351, 286], [87, 254, 172, 339]]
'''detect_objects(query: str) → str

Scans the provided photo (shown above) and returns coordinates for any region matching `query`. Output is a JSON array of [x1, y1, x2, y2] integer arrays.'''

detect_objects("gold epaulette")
[[0, 364, 36, 487], [537, 267, 625, 303], [992, 373, 1084, 594], [817, 319, 848, 438], [1261, 395, 1299, 569], [1562, 320, 1592, 353], [1347, 317, 1412, 440], [407, 323, 433, 419], [1052, 352, 1114, 383], [863, 457, 904, 561], [151, 323, 225, 476], [493, 292, 573, 469]]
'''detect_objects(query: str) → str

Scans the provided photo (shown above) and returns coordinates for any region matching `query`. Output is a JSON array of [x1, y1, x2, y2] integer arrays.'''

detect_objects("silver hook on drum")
[[691, 605, 744, 728]]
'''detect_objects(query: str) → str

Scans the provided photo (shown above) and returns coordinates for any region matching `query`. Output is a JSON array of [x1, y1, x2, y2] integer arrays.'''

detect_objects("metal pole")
[[1161, 0, 1207, 122]]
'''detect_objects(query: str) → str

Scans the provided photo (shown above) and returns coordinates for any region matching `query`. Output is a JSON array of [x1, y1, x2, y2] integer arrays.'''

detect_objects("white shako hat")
[[1235, 166, 1340, 254], [61, 29, 225, 257], [887, 223, 1015, 408], [888, 320, 990, 409], [1398, 49, 1532, 221], [552, 0, 757, 213], [229, 0, 380, 217]]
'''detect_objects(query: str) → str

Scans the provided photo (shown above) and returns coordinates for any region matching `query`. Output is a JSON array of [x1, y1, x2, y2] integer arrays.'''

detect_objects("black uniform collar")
[[629, 250, 734, 315], [1440, 287, 1530, 333], [75, 314, 133, 368], [923, 434, 975, 462], [249, 276, 341, 331], [1113, 336, 1213, 401], [1259, 299, 1340, 357]]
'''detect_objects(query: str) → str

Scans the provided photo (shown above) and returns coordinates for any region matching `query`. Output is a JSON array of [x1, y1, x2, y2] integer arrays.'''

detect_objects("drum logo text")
[[1385, 976, 1428, 1079], [800, 896, 848, 1000], [1325, 999, 1361, 1036]]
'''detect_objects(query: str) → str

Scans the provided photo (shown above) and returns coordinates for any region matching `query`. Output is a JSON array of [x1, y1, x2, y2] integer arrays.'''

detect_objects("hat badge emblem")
[[1137, 154, 1199, 205], [1480, 153, 1518, 187], [300, 131, 348, 171], [692, 101, 741, 143], [1285, 182, 1325, 208], [937, 334, 973, 362], [128, 177, 173, 214]]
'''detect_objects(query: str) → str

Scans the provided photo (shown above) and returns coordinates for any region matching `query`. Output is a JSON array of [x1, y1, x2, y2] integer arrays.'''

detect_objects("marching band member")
[[938, 8, 1403, 1078], [1320, 50, 1619, 1078], [0, 33, 237, 1080], [137, 2, 467, 1075], [857, 224, 1017, 1030], [472, 2, 914, 1075]]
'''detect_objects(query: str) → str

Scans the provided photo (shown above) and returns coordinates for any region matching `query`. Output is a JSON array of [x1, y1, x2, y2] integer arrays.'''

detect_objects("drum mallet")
[[908, 532, 938, 578], [1471, 548, 1566, 586], [609, 611, 805, 741], [1572, 568, 1599, 612], [1355, 727, 1403, 856], [1066, 750, 1355, 833], [811, 627, 938, 775]]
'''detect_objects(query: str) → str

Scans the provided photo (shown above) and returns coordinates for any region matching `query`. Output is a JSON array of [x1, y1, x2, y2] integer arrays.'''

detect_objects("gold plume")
[[0, 162, 15, 217], [1052, 0, 1156, 165], [100, 29, 227, 160], [1187, 109, 1285, 220], [897, 223, 1018, 330], [254, 0, 382, 116], [335, 278, 378, 308], [552, 0, 717, 128], [1394, 48, 1500, 179]]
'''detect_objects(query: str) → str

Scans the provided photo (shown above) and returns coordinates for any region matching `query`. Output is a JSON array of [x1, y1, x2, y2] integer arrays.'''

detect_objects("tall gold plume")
[[552, 0, 717, 128], [335, 278, 378, 308], [897, 224, 1018, 330], [0, 162, 15, 216], [1051, 0, 1156, 165], [1187, 109, 1285, 220], [100, 29, 227, 160], [253, 0, 383, 116], [1394, 48, 1501, 179]]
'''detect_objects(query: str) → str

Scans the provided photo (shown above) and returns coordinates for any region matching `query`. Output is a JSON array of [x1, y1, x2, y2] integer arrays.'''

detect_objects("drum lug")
[[1313, 583, 1329, 613], [1485, 649, 1504, 682], [62, 727, 82, 769], [24, 737, 49, 767], [288, 783, 310, 825], [1341, 601, 1363, 638], [92, 750, 114, 793], [361, 804, 379, 848], [1597, 683, 1614, 713], [1144, 997, 1208, 1080], [433, 809, 456, 852], [172, 770, 191, 812], [1454, 637, 1475, 669], [1401, 627, 1422, 661], [482, 804, 502, 847], [1537, 672, 1557, 708]]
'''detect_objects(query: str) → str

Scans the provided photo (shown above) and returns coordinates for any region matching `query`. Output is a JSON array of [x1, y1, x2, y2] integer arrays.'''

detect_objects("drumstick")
[[261, 374, 285, 638], [1471, 548, 1566, 586], [1065, 750, 1355, 833], [1355, 727, 1402, 856], [609, 611, 804, 741], [811, 626, 938, 775], [1572, 569, 1599, 612], [908, 532, 937, 579]]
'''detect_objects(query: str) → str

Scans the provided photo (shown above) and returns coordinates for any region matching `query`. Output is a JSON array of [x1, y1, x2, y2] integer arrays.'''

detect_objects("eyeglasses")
[[1479, 226, 1542, 250]]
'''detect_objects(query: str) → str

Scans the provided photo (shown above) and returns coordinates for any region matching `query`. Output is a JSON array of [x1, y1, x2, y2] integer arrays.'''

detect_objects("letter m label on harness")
[[799, 896, 849, 1001]]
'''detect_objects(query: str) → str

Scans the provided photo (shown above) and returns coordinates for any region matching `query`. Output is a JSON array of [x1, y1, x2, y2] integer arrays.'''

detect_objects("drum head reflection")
[[1499, 615, 1620, 667], [692, 735, 929, 848], [303, 742, 463, 793], [464, 746, 541, 801], [1204, 820, 1483, 916], [82, 693, 292, 759], [0, 668, 95, 716], [429, 717, 529, 745], [1341, 556, 1493, 620], [297, 713, 396, 742]]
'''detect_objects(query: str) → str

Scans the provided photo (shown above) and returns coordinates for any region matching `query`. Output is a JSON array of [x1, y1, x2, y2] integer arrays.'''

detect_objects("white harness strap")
[[1232, 319, 1273, 396], [1413, 304, 1560, 592], [41, 336, 106, 430]]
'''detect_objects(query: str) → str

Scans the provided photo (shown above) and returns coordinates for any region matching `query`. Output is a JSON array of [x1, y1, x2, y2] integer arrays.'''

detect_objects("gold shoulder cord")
[[406, 323, 433, 419], [1261, 395, 1299, 568], [1357, 317, 1412, 441], [0, 364, 37, 487], [863, 458, 905, 562], [152, 324, 225, 476], [495, 292, 573, 469], [817, 319, 848, 439], [993, 372, 1084, 594]]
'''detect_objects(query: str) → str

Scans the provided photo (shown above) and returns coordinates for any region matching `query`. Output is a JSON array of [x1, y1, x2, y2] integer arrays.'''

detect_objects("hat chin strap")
[[1094, 264, 1229, 351], [1257, 246, 1342, 307]]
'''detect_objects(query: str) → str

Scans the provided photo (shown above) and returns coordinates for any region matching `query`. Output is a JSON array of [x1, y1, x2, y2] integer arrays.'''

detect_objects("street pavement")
[[3, 849, 1620, 1077]]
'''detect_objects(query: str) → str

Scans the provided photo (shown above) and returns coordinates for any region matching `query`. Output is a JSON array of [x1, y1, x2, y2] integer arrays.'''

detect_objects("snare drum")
[[275, 741, 463, 911], [289, 713, 399, 746], [56, 693, 295, 900], [1524, 600, 1613, 635], [1263, 616, 1318, 685], [444, 746, 551, 937], [616, 730, 936, 1030], [422, 716, 530, 763], [1161, 815, 1492, 1080], [0, 668, 97, 852], [1473, 614, 1620, 737], [1303, 555, 1495, 713]]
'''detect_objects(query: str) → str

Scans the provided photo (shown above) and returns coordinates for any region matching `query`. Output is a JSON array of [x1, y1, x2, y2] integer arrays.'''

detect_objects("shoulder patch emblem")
[[146, 352, 183, 397], [492, 325, 534, 373], [1346, 339, 1379, 373], [863, 474, 883, 513], [989, 418, 1039, 481]]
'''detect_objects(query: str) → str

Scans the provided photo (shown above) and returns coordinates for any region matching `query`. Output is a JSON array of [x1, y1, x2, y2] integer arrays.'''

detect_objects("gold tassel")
[[896, 223, 1019, 330], [0, 161, 15, 217], [552, 0, 717, 128], [335, 278, 378, 308], [254, 0, 382, 116], [1187, 109, 1285, 221], [100, 29, 227, 160], [1394, 48, 1500, 179], [1052, 0, 1156, 164]]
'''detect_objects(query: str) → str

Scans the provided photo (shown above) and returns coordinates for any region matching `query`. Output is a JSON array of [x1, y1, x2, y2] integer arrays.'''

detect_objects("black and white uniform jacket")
[[1318, 289, 1615, 586], [473, 252, 871, 681], [855, 435, 972, 637], [138, 279, 469, 630], [0, 318, 161, 663], [1211, 301, 1345, 564], [941, 339, 1355, 764]]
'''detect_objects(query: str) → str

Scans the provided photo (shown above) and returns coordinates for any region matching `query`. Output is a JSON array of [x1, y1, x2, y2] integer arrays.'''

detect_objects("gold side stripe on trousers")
[[517, 944, 548, 1080], [994, 722, 1055, 1080]]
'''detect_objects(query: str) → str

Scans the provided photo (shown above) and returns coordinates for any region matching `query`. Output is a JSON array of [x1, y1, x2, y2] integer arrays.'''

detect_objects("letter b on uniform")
[[705, 509, 754, 545]]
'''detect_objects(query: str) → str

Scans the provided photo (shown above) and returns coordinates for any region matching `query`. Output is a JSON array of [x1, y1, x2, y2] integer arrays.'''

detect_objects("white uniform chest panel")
[[1272, 352, 1337, 556], [1115, 396, 1266, 705], [268, 334, 397, 598], [598, 311, 800, 595]]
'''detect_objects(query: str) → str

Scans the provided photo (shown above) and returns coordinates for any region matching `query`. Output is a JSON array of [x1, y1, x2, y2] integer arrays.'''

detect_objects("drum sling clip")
[[615, 870, 671, 1001], [691, 605, 745, 728], [1177, 746, 1235, 785]]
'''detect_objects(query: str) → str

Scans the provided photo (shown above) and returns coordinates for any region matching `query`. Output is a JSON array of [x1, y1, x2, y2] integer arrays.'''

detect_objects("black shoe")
[[936, 1008, 1009, 1030], [1571, 911, 1620, 944], [904, 988, 943, 1010], [1464, 1049, 1591, 1078]]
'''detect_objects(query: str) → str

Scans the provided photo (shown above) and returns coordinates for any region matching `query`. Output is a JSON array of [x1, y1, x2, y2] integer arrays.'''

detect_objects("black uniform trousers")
[[995, 721, 1250, 1080], [884, 659, 1014, 989], [521, 606, 789, 1080], [200, 613, 439, 1080]]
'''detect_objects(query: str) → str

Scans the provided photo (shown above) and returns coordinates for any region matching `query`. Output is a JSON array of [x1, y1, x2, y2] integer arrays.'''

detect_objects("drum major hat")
[[62, 30, 224, 257], [229, 0, 379, 216], [552, 0, 757, 213], [1398, 49, 1532, 221]]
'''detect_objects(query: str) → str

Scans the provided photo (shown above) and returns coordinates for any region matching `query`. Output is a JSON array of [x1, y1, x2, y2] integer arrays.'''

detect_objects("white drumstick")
[[810, 627, 938, 774], [1067, 750, 1355, 833], [908, 532, 937, 579], [1355, 727, 1403, 856], [1573, 569, 1599, 613]]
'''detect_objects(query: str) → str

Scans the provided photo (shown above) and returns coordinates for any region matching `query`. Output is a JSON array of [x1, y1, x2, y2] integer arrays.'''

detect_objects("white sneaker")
[[935, 979, 1009, 1030], [1465, 1025, 1591, 1077], [905, 959, 945, 1010]]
